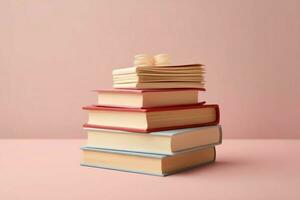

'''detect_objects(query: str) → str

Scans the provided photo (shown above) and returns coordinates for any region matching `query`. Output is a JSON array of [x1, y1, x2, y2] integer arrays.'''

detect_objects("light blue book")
[[81, 146, 216, 176], [84, 125, 222, 155]]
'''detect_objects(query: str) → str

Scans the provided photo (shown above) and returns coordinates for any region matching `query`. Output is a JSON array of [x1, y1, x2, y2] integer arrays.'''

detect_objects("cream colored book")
[[94, 88, 202, 108], [85, 125, 222, 155], [81, 146, 216, 176], [113, 75, 204, 83], [113, 82, 204, 89], [112, 64, 205, 89], [112, 64, 204, 75]]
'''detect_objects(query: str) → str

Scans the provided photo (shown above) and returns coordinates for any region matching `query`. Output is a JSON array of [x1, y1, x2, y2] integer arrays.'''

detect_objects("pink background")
[[1, 0, 299, 139]]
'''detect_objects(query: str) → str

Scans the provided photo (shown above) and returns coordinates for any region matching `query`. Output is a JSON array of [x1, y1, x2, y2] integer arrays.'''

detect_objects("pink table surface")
[[0, 139, 299, 200]]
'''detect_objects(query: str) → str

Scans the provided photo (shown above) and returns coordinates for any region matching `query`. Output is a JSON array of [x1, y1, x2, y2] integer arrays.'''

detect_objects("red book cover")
[[83, 103, 220, 133], [93, 88, 206, 93]]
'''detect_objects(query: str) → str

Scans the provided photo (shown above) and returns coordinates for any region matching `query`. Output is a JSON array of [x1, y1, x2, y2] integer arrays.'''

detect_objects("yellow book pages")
[[113, 82, 205, 89], [112, 64, 204, 75], [81, 146, 215, 176], [85, 125, 222, 155]]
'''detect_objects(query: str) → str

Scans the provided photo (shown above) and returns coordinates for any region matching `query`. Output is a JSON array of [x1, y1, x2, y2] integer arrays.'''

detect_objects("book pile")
[[81, 56, 222, 176]]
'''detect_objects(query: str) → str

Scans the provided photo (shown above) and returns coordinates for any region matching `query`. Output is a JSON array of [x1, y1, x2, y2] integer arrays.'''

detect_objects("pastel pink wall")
[[1, 0, 299, 138]]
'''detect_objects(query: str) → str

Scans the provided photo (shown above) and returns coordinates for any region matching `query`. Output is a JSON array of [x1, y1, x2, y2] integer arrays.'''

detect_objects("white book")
[[84, 125, 222, 155]]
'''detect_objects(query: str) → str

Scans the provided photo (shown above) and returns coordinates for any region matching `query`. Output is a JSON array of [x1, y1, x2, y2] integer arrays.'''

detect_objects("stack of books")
[[81, 63, 222, 176]]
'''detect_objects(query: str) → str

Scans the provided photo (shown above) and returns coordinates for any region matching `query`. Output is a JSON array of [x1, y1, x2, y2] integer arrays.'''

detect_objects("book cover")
[[83, 103, 220, 133], [81, 146, 216, 176], [84, 125, 222, 155]]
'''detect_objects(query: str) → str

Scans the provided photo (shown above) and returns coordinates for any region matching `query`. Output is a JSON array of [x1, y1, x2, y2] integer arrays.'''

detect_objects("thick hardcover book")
[[85, 125, 222, 155], [113, 64, 205, 75], [94, 88, 205, 108], [83, 103, 220, 133], [81, 146, 216, 176]]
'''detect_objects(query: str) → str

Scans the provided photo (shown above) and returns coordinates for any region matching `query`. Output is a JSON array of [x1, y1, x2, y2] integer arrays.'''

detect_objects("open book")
[[112, 64, 205, 89]]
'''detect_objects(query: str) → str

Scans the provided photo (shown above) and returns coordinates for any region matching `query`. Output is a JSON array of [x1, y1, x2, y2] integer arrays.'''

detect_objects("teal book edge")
[[80, 147, 216, 176], [80, 160, 215, 177], [83, 125, 222, 155], [81, 144, 216, 157]]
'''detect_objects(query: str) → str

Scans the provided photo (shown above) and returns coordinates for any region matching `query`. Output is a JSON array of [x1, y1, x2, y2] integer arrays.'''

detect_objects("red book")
[[93, 88, 205, 108], [83, 103, 220, 133]]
